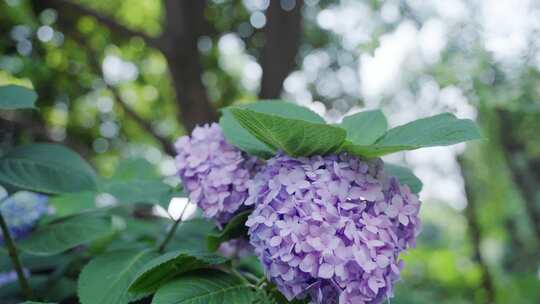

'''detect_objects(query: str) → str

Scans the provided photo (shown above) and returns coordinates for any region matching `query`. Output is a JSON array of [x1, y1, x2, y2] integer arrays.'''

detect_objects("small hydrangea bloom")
[[0, 191, 48, 245], [0, 269, 30, 287], [246, 153, 421, 304], [175, 123, 258, 224], [218, 238, 254, 259]]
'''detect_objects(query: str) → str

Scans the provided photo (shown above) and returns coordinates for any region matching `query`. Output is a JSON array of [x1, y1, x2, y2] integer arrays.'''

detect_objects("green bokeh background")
[[1, 0, 539, 303]]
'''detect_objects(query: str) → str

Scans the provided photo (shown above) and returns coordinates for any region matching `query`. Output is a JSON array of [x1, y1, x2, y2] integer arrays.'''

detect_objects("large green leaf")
[[78, 249, 159, 304], [0, 143, 97, 194], [49, 191, 97, 217], [384, 164, 423, 194], [0, 84, 37, 110], [100, 179, 174, 207], [169, 218, 215, 251], [0, 247, 73, 272], [100, 158, 174, 207], [339, 110, 388, 145], [129, 250, 227, 293], [252, 289, 308, 304], [230, 108, 346, 157], [207, 211, 250, 251], [151, 270, 256, 304], [17, 215, 114, 255], [221, 100, 325, 158], [343, 113, 482, 158], [111, 158, 160, 181]]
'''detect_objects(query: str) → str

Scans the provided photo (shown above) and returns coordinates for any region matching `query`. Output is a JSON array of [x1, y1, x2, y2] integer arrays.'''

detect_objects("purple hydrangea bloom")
[[218, 238, 254, 259], [0, 191, 48, 245], [245, 153, 421, 304], [175, 123, 258, 224]]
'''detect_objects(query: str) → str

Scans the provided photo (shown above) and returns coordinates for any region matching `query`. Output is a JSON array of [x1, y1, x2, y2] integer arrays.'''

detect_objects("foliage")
[[227, 103, 480, 159], [1, 0, 539, 303], [0, 85, 480, 303], [0, 85, 37, 110], [0, 144, 97, 194], [150, 270, 256, 304], [220, 101, 327, 158]]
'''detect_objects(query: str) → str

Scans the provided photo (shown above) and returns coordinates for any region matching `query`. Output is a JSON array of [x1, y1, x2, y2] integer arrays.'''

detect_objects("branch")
[[35, 0, 165, 50], [158, 202, 189, 253], [109, 86, 176, 155], [259, 0, 304, 99], [58, 26, 176, 155], [0, 212, 33, 300]]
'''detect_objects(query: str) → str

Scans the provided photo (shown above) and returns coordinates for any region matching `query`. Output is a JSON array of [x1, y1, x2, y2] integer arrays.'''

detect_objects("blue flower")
[[0, 191, 48, 245]]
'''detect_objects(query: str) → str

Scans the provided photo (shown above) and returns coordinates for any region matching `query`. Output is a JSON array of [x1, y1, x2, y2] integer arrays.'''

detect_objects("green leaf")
[[384, 164, 423, 194], [49, 191, 97, 217], [39, 277, 77, 303], [169, 218, 215, 251], [0, 143, 97, 194], [339, 110, 388, 145], [230, 108, 346, 157], [207, 211, 250, 251], [17, 214, 114, 255], [101, 179, 174, 207], [78, 249, 159, 304], [0, 84, 37, 110], [19, 302, 56, 304], [253, 288, 307, 304], [343, 113, 482, 158], [129, 250, 227, 293], [0, 275, 47, 300], [0, 247, 73, 273], [237, 255, 264, 278], [111, 158, 160, 181], [151, 270, 256, 304], [221, 100, 325, 158]]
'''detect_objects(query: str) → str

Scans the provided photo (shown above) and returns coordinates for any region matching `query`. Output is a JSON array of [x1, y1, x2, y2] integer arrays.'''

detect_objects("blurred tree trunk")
[[162, 0, 217, 131], [32, 0, 218, 132], [31, 0, 306, 135], [496, 109, 540, 240], [259, 0, 304, 99], [458, 156, 496, 304]]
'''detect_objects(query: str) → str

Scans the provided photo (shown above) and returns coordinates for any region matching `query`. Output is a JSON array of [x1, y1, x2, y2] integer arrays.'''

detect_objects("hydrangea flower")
[[218, 238, 254, 259], [175, 123, 259, 224], [0, 191, 48, 245], [245, 153, 421, 304]]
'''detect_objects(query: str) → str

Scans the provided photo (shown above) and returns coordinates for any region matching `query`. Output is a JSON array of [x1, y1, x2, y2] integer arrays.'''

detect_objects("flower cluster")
[[218, 238, 254, 259], [175, 123, 258, 224], [245, 153, 421, 304], [0, 191, 48, 245]]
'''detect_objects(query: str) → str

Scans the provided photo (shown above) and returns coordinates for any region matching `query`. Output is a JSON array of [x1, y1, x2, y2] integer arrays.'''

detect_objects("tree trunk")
[[458, 156, 496, 304], [496, 109, 540, 240], [259, 0, 304, 99], [162, 0, 218, 131]]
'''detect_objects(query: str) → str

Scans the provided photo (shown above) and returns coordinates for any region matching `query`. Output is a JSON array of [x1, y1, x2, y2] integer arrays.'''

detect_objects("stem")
[[0, 212, 33, 300], [242, 272, 260, 284], [231, 268, 250, 285], [256, 276, 268, 289], [158, 202, 189, 253]]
